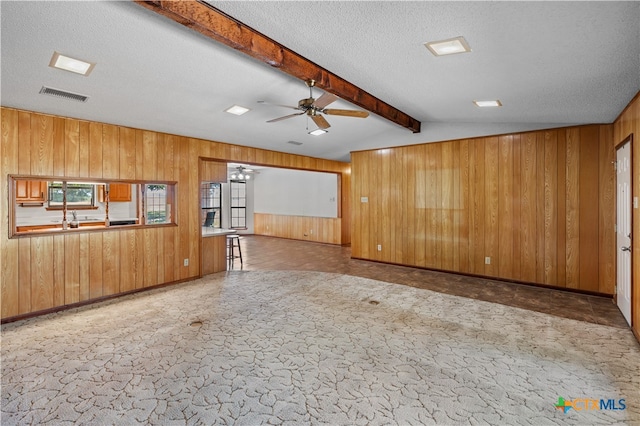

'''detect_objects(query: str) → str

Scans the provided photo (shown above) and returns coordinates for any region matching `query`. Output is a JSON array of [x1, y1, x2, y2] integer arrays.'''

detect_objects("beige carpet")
[[2, 271, 639, 425]]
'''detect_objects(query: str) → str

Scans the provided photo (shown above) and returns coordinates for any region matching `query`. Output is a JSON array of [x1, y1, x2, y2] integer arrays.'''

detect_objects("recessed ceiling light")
[[49, 51, 95, 76], [225, 105, 251, 115], [424, 36, 471, 56], [309, 129, 328, 136], [473, 100, 503, 107]]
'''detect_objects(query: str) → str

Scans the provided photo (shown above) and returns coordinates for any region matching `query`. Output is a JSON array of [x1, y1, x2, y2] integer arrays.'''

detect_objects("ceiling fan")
[[229, 165, 256, 180], [262, 80, 369, 130]]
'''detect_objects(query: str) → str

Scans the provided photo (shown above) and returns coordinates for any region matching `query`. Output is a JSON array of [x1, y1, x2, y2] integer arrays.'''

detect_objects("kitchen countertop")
[[16, 216, 137, 226], [201, 227, 237, 237]]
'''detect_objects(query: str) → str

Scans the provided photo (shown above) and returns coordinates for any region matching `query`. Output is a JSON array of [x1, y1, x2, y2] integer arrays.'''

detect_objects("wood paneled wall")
[[0, 107, 350, 320], [613, 91, 640, 338], [254, 213, 342, 244], [351, 125, 616, 295]]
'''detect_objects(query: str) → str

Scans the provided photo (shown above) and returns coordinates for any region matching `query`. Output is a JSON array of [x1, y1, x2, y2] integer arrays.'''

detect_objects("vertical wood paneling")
[[102, 124, 119, 179], [535, 133, 546, 283], [544, 131, 558, 285], [350, 119, 618, 297], [470, 139, 485, 274], [484, 137, 499, 276], [102, 231, 120, 296], [135, 229, 145, 290], [143, 228, 158, 288], [119, 230, 137, 293], [18, 239, 31, 314], [65, 119, 80, 176], [88, 122, 103, 179], [53, 235, 65, 306], [440, 142, 454, 271], [458, 140, 470, 273], [556, 130, 567, 286], [142, 131, 157, 180], [520, 133, 538, 282], [119, 127, 136, 180], [414, 145, 427, 267], [31, 114, 54, 175], [18, 111, 31, 174], [188, 140, 200, 276], [565, 127, 580, 288], [64, 234, 80, 304], [89, 233, 103, 299], [30, 236, 53, 311], [52, 117, 65, 177], [177, 136, 190, 280], [578, 126, 600, 292], [512, 135, 522, 280], [79, 121, 90, 177], [79, 234, 90, 301], [498, 135, 513, 279], [1, 109, 19, 318], [598, 125, 615, 294], [163, 227, 176, 283]]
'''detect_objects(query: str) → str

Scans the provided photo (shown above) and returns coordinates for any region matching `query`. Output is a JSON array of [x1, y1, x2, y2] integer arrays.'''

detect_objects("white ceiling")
[[1, 1, 638, 163]]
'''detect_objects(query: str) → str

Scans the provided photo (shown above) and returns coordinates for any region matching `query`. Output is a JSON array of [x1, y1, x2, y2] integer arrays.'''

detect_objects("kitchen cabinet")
[[98, 183, 132, 202], [15, 180, 47, 203]]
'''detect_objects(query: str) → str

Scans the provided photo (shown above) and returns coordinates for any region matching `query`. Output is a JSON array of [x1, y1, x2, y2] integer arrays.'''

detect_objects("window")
[[48, 182, 95, 208], [144, 184, 172, 224], [230, 180, 246, 229], [10, 175, 176, 237], [201, 182, 221, 228]]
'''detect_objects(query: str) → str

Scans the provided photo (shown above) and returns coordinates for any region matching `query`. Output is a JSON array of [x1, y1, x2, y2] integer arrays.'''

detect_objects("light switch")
[[361, 196, 369, 203]]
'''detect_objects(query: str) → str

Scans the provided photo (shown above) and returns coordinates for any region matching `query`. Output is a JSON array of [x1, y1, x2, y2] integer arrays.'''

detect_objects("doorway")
[[616, 134, 633, 326]]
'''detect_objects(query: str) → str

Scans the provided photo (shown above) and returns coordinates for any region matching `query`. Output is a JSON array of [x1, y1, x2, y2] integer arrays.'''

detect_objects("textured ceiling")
[[1, 1, 639, 162]]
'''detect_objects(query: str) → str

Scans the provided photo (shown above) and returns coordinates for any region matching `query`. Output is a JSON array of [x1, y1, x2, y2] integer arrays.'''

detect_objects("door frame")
[[615, 133, 633, 326]]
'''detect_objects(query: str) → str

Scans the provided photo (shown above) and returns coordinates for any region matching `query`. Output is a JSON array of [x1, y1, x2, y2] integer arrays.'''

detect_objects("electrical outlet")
[[183, 258, 189, 267], [310, 229, 313, 234], [485, 257, 491, 265], [377, 244, 382, 251]]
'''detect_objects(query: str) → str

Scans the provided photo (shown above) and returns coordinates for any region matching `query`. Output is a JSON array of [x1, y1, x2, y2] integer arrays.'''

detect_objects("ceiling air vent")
[[287, 140, 303, 146], [39, 86, 89, 103]]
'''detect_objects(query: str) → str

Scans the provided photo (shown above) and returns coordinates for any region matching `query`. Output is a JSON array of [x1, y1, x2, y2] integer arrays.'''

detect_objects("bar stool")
[[227, 234, 243, 268]]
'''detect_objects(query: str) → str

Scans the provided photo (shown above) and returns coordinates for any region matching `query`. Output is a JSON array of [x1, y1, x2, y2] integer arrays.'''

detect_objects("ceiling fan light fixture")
[[309, 129, 328, 136], [49, 51, 95, 76], [473, 100, 503, 107], [225, 105, 250, 115], [424, 36, 471, 56]]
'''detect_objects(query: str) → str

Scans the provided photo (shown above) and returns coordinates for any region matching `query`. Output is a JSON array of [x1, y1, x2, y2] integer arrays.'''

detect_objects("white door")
[[616, 139, 632, 326]]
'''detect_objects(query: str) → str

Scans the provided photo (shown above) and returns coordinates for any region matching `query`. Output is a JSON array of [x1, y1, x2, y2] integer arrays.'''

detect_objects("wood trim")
[[134, 0, 421, 134]]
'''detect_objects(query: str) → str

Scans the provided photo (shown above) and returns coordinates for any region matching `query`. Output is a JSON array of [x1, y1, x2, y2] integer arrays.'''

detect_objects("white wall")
[[254, 168, 338, 218]]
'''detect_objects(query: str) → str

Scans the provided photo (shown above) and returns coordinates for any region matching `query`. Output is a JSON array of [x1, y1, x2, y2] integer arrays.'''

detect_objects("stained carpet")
[[2, 271, 639, 425]]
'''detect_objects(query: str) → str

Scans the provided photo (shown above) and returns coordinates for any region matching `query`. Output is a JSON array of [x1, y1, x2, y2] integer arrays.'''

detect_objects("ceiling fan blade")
[[313, 92, 338, 109], [323, 109, 369, 118], [257, 100, 299, 110], [311, 113, 331, 129], [266, 112, 305, 123]]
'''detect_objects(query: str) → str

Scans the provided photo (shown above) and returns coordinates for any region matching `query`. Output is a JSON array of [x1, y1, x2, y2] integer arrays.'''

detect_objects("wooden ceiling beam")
[[134, 0, 421, 133]]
